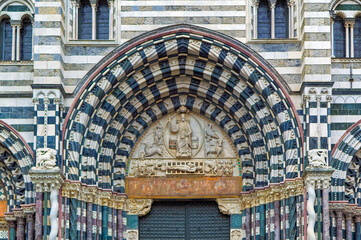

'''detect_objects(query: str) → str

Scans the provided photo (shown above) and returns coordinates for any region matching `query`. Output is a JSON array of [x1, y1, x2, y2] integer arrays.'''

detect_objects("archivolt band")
[[0, 25, 359, 240]]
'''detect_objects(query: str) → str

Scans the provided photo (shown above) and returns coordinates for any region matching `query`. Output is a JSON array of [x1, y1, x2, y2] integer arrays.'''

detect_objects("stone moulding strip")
[[61, 180, 126, 209], [329, 201, 361, 216]]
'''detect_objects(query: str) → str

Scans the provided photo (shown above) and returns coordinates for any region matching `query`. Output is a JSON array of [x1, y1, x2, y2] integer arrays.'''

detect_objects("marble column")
[[274, 200, 280, 240], [11, 25, 16, 61], [91, 3, 97, 40], [16, 25, 20, 61], [26, 213, 35, 240], [346, 213, 352, 240], [336, 210, 343, 240], [345, 23, 350, 58], [35, 192, 43, 240], [86, 202, 93, 240], [117, 210, 123, 240], [16, 217, 25, 240], [322, 187, 330, 239], [270, 2, 276, 39], [356, 216, 361, 240], [7, 220, 16, 240]]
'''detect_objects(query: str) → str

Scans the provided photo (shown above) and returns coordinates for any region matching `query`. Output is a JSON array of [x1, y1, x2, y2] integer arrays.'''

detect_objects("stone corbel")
[[126, 199, 153, 216], [216, 198, 242, 215]]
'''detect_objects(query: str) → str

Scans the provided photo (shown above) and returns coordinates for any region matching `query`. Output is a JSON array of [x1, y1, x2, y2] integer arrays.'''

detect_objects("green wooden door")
[[139, 201, 230, 240]]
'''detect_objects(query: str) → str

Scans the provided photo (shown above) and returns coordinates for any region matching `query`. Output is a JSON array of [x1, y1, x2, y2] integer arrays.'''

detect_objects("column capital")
[[126, 199, 153, 216], [216, 198, 242, 215], [287, 0, 295, 7], [29, 161, 64, 193], [252, 0, 260, 7]]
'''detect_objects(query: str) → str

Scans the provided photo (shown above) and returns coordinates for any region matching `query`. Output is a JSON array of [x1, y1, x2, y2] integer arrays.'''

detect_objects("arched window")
[[275, 0, 288, 38], [96, 0, 109, 39], [258, 0, 271, 39], [20, 17, 32, 60], [0, 18, 12, 61], [78, 0, 92, 39], [355, 16, 361, 58], [333, 16, 345, 58]]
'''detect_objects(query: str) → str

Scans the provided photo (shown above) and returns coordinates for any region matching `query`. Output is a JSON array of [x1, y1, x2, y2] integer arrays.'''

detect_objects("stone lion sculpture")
[[36, 148, 57, 169], [308, 149, 327, 168]]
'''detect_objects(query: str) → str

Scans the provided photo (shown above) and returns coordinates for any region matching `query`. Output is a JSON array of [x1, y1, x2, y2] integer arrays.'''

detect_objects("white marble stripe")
[[303, 41, 331, 49], [0, 86, 32, 91], [35, 15, 62, 21], [121, 11, 246, 17], [303, 12, 330, 18], [121, 1, 246, 6], [304, 26, 330, 32], [331, 68, 361, 74], [0, 72, 33, 80], [34, 28, 62, 36], [303, 57, 331, 64], [331, 116, 361, 123], [35, 2, 62, 7], [121, 24, 246, 31], [258, 51, 301, 59]]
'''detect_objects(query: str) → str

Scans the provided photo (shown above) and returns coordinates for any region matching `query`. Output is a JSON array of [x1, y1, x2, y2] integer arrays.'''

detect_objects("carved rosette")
[[126, 199, 153, 216], [216, 198, 242, 215]]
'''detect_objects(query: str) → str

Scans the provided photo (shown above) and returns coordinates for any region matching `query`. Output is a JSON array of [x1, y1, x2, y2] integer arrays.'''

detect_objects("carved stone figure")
[[168, 106, 193, 158], [205, 123, 223, 157], [308, 149, 327, 168], [168, 162, 201, 173], [35, 148, 57, 169]]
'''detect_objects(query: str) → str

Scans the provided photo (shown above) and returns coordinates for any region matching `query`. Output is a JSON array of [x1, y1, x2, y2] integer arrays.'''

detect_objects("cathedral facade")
[[0, 0, 360, 239]]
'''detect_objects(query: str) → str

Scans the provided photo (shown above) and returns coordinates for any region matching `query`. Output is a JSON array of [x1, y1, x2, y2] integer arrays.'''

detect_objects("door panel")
[[139, 201, 230, 240]]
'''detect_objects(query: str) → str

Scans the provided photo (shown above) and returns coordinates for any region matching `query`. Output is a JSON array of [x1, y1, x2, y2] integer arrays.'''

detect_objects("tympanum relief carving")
[[128, 107, 239, 177]]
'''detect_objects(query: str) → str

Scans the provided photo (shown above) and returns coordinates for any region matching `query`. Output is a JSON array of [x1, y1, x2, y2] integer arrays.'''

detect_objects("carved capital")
[[126, 199, 153, 216], [231, 229, 242, 240], [127, 230, 138, 240], [29, 167, 64, 193], [216, 198, 242, 215]]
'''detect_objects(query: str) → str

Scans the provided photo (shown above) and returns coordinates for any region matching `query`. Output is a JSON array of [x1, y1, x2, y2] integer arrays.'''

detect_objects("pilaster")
[[303, 149, 334, 240], [29, 150, 64, 240], [125, 199, 153, 240]]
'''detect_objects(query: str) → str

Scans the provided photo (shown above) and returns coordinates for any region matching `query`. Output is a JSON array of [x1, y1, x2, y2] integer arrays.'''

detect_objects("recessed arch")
[[62, 24, 303, 193], [0, 120, 35, 211]]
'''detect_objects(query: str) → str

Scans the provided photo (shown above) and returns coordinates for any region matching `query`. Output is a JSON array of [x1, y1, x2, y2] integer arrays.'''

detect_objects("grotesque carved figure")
[[35, 148, 57, 169], [308, 149, 328, 168]]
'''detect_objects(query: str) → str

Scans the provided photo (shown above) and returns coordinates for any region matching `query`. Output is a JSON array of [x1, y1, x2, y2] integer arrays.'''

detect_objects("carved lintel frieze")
[[216, 198, 242, 215], [126, 199, 153, 216]]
